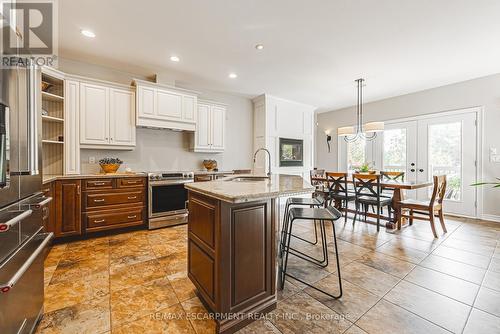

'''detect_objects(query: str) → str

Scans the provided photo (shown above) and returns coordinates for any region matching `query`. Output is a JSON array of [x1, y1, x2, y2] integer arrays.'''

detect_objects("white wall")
[[315, 73, 500, 218], [58, 58, 254, 173], [253, 94, 316, 177]]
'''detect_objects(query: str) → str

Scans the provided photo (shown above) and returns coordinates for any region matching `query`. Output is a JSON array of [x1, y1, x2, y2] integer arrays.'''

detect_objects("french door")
[[342, 110, 478, 217], [415, 113, 477, 216]]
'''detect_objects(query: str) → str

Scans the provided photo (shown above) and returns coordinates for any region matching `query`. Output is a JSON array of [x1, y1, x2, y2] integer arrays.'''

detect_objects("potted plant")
[[355, 162, 374, 174]]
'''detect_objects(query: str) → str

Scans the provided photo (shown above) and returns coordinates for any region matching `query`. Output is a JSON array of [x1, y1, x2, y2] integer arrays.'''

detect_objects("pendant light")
[[338, 78, 384, 142]]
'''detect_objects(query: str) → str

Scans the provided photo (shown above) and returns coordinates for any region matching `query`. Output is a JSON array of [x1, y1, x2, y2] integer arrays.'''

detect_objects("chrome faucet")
[[253, 148, 272, 177]]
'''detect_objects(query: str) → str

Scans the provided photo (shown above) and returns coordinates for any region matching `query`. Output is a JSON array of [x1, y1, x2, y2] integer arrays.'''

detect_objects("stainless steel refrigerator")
[[0, 62, 54, 333]]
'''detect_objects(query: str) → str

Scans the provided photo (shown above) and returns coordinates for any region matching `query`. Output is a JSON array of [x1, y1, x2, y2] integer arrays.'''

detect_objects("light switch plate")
[[492, 155, 500, 163], [490, 147, 498, 155]]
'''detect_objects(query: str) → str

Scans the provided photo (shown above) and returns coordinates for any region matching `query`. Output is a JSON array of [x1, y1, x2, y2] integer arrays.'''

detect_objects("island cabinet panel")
[[220, 200, 275, 317], [229, 204, 269, 308], [188, 240, 215, 301], [187, 191, 277, 334], [188, 195, 217, 249]]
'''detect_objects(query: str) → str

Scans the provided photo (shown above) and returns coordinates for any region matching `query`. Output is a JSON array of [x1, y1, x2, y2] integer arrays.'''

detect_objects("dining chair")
[[352, 174, 392, 231], [378, 171, 406, 212], [310, 168, 329, 201], [397, 175, 447, 238], [380, 171, 405, 182], [326, 172, 356, 222]]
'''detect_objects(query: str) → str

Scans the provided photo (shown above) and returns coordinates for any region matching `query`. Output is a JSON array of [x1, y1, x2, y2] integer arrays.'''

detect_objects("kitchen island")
[[185, 174, 314, 334]]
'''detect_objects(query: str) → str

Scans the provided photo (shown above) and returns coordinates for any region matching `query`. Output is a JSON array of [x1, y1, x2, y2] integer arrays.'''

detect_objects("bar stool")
[[278, 197, 325, 258], [279, 205, 343, 299]]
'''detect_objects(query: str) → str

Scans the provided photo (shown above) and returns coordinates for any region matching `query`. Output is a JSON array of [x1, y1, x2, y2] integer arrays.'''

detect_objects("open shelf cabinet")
[[42, 70, 65, 176]]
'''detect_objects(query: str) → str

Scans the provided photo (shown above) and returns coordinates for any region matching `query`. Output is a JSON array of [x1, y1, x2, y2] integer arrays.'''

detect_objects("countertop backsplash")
[[80, 128, 251, 174]]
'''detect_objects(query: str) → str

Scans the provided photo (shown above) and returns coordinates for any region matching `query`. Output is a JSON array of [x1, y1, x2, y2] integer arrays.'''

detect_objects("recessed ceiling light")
[[228, 73, 237, 79], [81, 29, 96, 38], [170, 56, 180, 62], [255, 44, 264, 50]]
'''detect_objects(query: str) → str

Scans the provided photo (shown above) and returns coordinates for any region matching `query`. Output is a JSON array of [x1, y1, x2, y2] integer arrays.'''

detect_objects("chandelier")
[[337, 78, 384, 142]]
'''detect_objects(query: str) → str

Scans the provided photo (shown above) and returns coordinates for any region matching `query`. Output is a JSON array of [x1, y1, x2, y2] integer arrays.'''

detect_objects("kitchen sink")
[[227, 176, 270, 182]]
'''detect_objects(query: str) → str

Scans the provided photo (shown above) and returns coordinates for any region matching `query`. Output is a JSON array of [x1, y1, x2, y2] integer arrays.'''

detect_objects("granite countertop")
[[193, 170, 235, 175], [42, 172, 147, 184], [184, 173, 314, 203]]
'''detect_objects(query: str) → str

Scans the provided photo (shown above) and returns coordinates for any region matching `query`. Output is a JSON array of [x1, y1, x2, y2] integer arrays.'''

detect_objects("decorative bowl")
[[203, 160, 217, 171], [100, 163, 120, 174], [41, 81, 52, 92]]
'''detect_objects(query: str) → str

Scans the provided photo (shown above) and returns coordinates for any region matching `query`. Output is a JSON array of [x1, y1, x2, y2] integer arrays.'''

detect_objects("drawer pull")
[[94, 219, 105, 223], [94, 199, 105, 203], [127, 196, 137, 200], [126, 181, 138, 184], [93, 182, 107, 186], [127, 215, 137, 219]]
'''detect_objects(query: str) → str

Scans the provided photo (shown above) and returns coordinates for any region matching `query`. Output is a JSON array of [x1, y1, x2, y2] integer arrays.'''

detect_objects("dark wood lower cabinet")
[[43, 176, 147, 239], [82, 177, 147, 234], [188, 192, 277, 334], [42, 181, 56, 234], [54, 180, 82, 237]]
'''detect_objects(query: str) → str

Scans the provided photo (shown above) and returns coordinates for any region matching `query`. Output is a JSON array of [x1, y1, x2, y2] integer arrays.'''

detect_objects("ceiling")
[[59, 0, 500, 111]]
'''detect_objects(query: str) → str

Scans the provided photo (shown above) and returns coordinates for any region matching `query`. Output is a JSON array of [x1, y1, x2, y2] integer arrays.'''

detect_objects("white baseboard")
[[480, 214, 500, 223]]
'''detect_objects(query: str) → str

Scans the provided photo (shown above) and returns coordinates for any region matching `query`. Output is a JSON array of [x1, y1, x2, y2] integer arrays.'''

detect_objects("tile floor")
[[37, 215, 500, 334]]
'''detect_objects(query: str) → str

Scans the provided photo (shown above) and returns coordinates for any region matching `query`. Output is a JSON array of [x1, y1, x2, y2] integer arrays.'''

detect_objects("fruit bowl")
[[203, 159, 217, 171], [99, 158, 123, 174], [100, 163, 120, 174]]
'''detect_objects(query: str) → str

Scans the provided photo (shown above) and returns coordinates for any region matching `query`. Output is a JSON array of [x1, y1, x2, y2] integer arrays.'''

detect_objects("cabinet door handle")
[[94, 219, 105, 223], [77, 185, 81, 195], [127, 215, 137, 219], [94, 199, 105, 203]]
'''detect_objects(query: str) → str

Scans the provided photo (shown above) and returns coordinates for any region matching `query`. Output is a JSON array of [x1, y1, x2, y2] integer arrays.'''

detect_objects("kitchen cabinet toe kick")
[[187, 191, 278, 334]]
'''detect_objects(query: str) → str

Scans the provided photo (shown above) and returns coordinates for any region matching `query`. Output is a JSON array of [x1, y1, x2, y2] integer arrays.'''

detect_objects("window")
[[347, 138, 366, 173], [383, 128, 407, 172]]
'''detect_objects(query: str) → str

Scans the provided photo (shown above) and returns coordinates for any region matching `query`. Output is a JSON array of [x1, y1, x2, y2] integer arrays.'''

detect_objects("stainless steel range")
[[148, 171, 194, 229]]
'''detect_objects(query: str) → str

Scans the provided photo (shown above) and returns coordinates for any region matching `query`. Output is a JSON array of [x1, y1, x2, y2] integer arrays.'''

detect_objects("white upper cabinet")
[[211, 105, 225, 150], [80, 83, 109, 145], [137, 85, 155, 118], [195, 103, 211, 150], [76, 78, 135, 149], [110, 88, 136, 146], [193, 100, 226, 153], [133, 79, 197, 131]]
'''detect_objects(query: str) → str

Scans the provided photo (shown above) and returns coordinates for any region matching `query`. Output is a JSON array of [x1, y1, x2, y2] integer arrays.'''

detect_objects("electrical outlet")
[[89, 156, 96, 164], [492, 155, 500, 163]]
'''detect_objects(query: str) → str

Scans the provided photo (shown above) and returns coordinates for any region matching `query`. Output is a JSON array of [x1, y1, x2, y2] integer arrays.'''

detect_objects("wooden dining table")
[[311, 175, 434, 230]]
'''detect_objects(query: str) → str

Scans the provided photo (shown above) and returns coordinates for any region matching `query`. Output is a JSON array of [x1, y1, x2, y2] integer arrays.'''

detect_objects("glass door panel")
[[417, 113, 476, 217], [427, 122, 462, 201]]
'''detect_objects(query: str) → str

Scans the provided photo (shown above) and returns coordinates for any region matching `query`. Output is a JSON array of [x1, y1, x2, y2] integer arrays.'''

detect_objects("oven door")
[[149, 180, 190, 218]]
